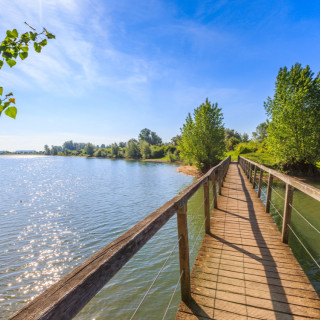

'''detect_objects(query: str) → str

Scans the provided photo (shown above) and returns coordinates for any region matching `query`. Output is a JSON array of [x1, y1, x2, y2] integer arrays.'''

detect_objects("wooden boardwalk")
[[176, 162, 320, 320]]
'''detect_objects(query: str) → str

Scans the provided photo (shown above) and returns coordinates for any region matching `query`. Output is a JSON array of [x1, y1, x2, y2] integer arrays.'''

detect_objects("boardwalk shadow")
[[207, 163, 293, 320], [181, 297, 212, 319], [239, 164, 293, 319]]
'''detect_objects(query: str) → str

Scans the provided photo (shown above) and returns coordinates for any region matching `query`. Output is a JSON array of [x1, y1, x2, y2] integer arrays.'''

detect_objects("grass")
[[226, 149, 278, 169]]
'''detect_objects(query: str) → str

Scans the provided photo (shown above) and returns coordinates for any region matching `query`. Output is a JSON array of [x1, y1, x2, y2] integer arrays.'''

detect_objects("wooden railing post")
[[218, 168, 223, 195], [249, 164, 252, 182], [265, 174, 273, 213], [281, 184, 294, 243], [212, 172, 217, 209], [253, 165, 257, 189], [257, 169, 263, 198], [177, 204, 191, 301], [204, 180, 210, 234]]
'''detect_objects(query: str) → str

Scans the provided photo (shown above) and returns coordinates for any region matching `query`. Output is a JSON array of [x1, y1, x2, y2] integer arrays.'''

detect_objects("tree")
[[63, 140, 75, 151], [225, 129, 242, 142], [241, 133, 249, 143], [51, 146, 58, 155], [0, 23, 55, 119], [265, 63, 320, 174], [139, 128, 151, 144], [179, 98, 225, 171], [44, 144, 50, 155], [125, 139, 141, 159], [252, 122, 267, 142], [171, 135, 181, 146], [138, 128, 162, 145], [84, 143, 95, 157], [139, 140, 151, 159], [150, 131, 162, 145], [111, 143, 119, 157], [226, 137, 240, 151]]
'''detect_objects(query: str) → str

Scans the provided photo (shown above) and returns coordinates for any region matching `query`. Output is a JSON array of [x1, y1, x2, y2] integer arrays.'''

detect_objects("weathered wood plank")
[[177, 204, 191, 302], [175, 162, 320, 320]]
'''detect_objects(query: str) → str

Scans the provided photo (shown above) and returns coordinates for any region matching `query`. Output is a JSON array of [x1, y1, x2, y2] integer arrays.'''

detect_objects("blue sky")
[[1, 0, 320, 151]]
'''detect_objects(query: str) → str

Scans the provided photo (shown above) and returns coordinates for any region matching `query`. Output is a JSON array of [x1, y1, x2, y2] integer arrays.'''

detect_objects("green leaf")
[[46, 33, 56, 39], [4, 106, 17, 119], [0, 60, 3, 69], [0, 87, 3, 95], [34, 43, 41, 53], [12, 29, 18, 38], [6, 59, 16, 67], [4, 101, 10, 108], [29, 31, 36, 41], [40, 39, 47, 46], [6, 30, 13, 38], [19, 52, 28, 60], [2, 51, 13, 59], [21, 46, 29, 52]]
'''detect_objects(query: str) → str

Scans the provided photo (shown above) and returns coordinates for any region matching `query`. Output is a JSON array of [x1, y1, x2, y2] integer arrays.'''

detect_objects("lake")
[[1, 155, 213, 319], [1, 156, 319, 319]]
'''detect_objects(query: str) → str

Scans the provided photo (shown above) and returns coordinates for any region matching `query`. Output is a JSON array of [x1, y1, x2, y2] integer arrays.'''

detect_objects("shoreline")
[[177, 165, 202, 177]]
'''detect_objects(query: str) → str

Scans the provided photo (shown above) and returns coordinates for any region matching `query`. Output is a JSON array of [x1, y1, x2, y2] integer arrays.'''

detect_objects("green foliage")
[[241, 132, 249, 143], [125, 139, 141, 159], [226, 137, 240, 151], [179, 98, 225, 171], [265, 63, 320, 170], [139, 140, 151, 159], [0, 23, 55, 119], [44, 144, 50, 155], [234, 140, 261, 154], [111, 143, 119, 157], [150, 145, 165, 158], [94, 149, 107, 157], [51, 146, 58, 155], [139, 128, 162, 145], [225, 128, 242, 141], [252, 122, 267, 142], [84, 143, 95, 157]]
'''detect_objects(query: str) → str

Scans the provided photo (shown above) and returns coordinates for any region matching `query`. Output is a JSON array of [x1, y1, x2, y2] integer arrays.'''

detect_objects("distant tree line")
[[43, 129, 181, 162]]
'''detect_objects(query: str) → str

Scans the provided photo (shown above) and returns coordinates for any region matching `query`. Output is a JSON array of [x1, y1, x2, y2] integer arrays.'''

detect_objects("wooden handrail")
[[10, 156, 231, 320], [239, 156, 320, 202], [238, 156, 320, 244]]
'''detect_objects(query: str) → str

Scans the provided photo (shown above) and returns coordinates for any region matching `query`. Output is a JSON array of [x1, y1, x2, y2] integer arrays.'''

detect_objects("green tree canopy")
[[139, 140, 151, 159], [111, 143, 119, 157], [226, 137, 240, 151], [265, 63, 320, 173], [0, 23, 55, 119], [125, 139, 141, 159], [179, 98, 225, 171], [225, 128, 241, 142], [252, 122, 267, 142], [138, 128, 162, 145], [241, 133, 249, 143], [84, 143, 95, 157]]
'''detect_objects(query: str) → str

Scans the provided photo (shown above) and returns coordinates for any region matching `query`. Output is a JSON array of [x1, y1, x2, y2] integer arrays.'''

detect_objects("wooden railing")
[[239, 156, 320, 244], [10, 156, 231, 320]]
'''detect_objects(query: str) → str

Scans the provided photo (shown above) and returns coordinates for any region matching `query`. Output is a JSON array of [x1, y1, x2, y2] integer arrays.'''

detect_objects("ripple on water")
[[0, 156, 194, 319]]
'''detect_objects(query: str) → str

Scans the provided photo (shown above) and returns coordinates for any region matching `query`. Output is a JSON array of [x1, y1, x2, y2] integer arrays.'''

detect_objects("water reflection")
[[0, 156, 194, 319]]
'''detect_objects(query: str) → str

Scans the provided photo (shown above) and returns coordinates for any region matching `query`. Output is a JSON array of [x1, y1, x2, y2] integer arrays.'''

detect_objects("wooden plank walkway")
[[176, 162, 320, 320]]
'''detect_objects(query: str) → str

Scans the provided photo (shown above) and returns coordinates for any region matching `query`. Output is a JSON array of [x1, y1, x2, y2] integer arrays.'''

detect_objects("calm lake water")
[[1, 157, 319, 319], [0, 155, 214, 319]]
